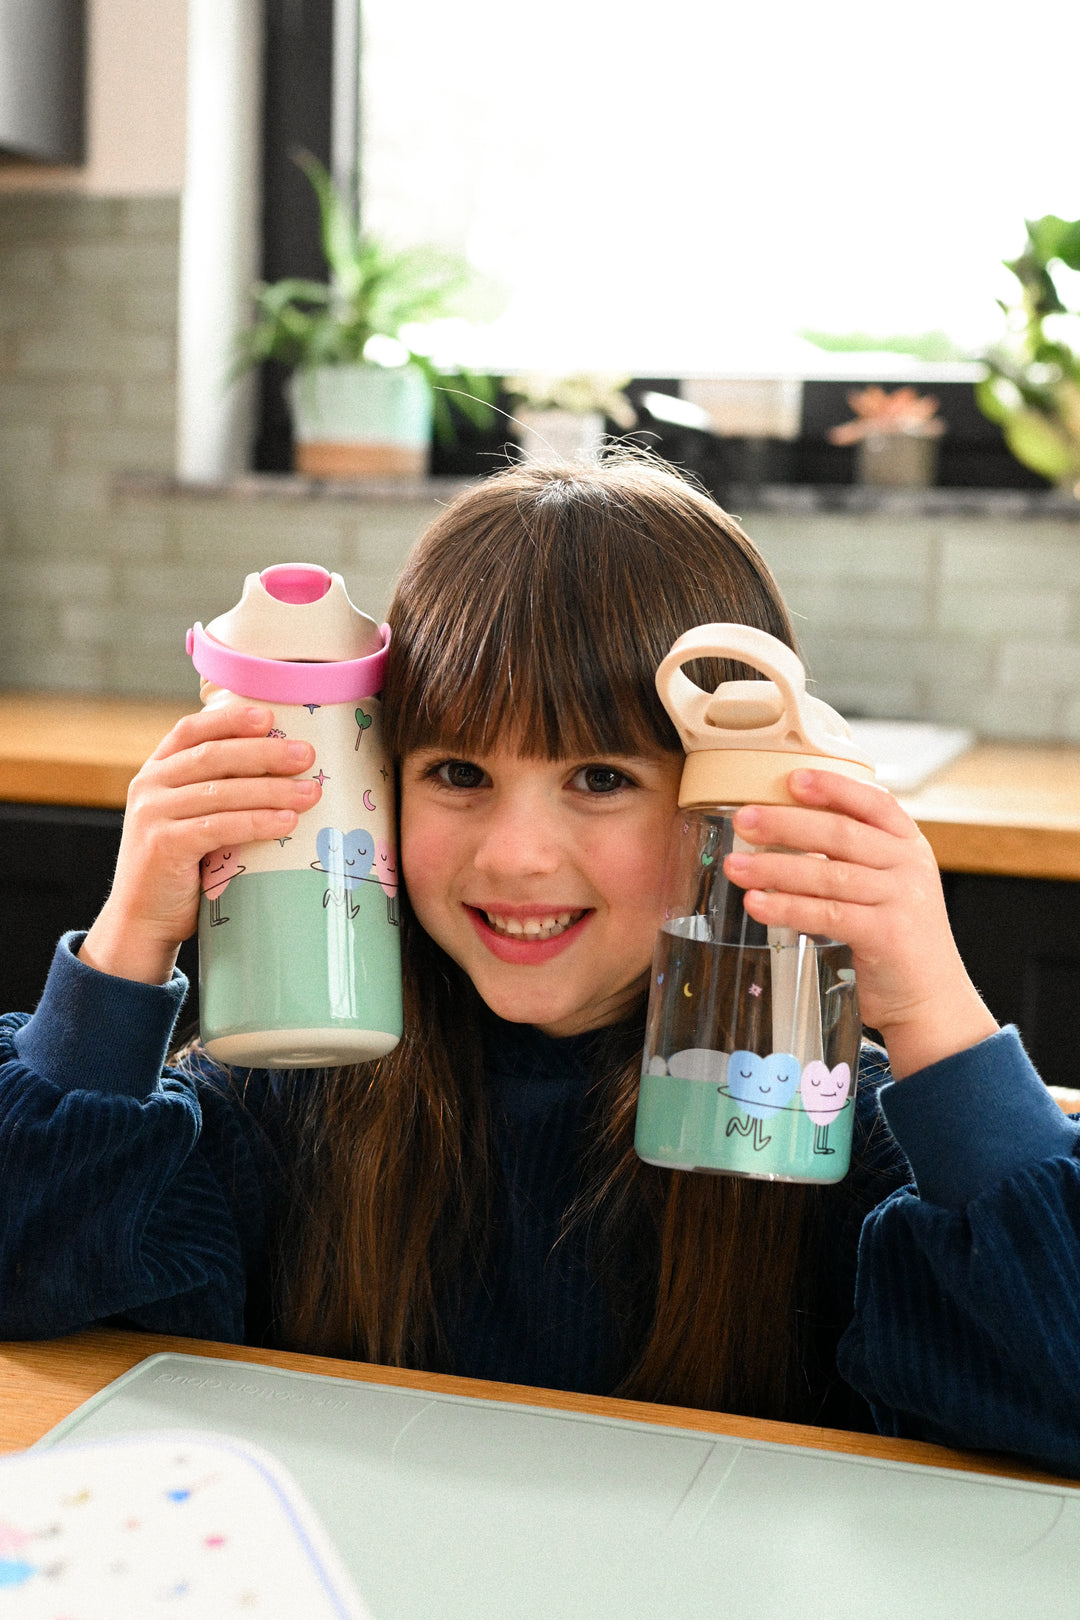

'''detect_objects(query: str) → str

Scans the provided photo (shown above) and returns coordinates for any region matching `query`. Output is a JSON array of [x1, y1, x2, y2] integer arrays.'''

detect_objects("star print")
[[380, 765, 389, 780], [748, 982, 763, 998], [303, 702, 321, 715], [276, 835, 293, 847], [312, 769, 329, 786]]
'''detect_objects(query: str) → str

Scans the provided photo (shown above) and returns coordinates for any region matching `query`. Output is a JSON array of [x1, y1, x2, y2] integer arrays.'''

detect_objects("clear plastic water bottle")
[[187, 564, 402, 1068], [635, 624, 876, 1182]]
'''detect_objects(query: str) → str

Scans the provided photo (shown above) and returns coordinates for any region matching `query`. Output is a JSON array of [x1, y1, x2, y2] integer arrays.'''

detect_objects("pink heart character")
[[199, 846, 246, 899], [375, 837, 398, 900], [799, 1060, 852, 1126]]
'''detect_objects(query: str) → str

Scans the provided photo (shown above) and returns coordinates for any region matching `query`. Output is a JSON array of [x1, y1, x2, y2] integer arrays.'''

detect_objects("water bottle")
[[186, 563, 402, 1068], [635, 624, 876, 1182]]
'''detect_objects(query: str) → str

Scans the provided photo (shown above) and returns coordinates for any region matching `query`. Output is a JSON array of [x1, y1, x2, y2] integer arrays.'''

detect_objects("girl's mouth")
[[482, 908, 585, 941], [465, 905, 592, 963]]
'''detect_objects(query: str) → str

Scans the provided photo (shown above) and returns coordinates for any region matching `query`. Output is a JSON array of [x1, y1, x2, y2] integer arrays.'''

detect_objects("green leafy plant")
[[801, 329, 968, 363], [233, 152, 496, 441], [976, 214, 1080, 495]]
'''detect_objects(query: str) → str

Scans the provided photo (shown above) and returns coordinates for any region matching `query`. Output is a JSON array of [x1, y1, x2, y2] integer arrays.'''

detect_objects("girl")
[[2, 456, 1079, 1473]]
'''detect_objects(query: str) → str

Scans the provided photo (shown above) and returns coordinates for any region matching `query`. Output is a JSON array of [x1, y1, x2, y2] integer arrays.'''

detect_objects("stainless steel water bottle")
[[635, 624, 876, 1182], [187, 563, 402, 1068]]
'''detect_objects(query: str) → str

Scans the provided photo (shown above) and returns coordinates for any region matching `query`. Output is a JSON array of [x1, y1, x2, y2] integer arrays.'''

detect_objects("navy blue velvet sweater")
[[4, 935, 1080, 1476]]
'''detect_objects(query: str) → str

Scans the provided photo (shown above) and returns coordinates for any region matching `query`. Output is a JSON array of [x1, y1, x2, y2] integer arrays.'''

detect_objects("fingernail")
[[725, 852, 750, 874], [734, 806, 760, 829], [246, 705, 271, 726], [790, 770, 813, 790], [274, 809, 296, 826], [295, 778, 320, 796], [286, 740, 311, 762]]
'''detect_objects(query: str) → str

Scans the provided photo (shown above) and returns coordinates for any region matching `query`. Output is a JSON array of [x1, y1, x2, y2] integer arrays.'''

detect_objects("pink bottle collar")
[[186, 621, 390, 704]]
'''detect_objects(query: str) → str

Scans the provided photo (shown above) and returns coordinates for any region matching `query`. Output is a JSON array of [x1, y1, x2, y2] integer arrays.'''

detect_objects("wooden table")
[[1, 1328, 1074, 1490], [2, 694, 1078, 879]]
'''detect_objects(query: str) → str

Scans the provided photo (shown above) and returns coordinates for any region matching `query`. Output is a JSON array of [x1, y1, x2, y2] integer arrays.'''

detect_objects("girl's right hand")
[[78, 702, 322, 985]]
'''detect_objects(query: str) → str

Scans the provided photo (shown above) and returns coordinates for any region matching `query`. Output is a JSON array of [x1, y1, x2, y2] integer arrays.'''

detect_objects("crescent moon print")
[[363, 789, 376, 812]]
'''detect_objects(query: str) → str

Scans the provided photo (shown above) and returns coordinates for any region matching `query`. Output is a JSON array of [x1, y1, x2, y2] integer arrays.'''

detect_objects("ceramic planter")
[[855, 433, 939, 488], [286, 363, 433, 479], [516, 408, 605, 464]]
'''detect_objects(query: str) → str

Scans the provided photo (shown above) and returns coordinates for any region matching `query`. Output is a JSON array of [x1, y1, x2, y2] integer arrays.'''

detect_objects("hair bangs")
[[381, 454, 797, 767], [387, 527, 678, 761]]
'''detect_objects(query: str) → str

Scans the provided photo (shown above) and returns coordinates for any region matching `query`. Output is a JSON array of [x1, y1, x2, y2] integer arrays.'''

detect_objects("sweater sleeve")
[[837, 1027, 1080, 1476], [0, 934, 267, 1344]]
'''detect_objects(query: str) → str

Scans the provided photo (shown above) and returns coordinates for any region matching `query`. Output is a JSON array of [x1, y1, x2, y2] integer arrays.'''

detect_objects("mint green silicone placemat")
[[36, 1353, 1078, 1620]]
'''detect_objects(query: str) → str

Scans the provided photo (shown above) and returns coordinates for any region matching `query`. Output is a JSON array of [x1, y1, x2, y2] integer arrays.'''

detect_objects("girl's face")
[[400, 744, 683, 1037]]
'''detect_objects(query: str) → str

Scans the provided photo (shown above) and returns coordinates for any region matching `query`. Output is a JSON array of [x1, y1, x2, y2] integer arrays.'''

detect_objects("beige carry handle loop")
[[656, 624, 874, 807], [656, 623, 845, 757]]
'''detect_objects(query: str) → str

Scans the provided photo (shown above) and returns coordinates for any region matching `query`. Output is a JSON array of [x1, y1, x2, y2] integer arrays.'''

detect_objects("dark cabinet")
[[0, 802, 199, 1030], [941, 872, 1080, 1090]]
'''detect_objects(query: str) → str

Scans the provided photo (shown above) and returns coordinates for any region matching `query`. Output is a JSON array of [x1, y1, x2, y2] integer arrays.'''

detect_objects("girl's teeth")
[[485, 910, 578, 940]]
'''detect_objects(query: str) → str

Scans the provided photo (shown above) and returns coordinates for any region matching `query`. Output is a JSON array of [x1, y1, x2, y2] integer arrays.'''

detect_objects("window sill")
[[727, 484, 1080, 519], [114, 472, 476, 504]]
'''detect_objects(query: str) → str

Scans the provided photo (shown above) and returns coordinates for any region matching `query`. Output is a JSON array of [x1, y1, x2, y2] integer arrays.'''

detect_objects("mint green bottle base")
[[199, 869, 402, 1069], [635, 1069, 854, 1184]]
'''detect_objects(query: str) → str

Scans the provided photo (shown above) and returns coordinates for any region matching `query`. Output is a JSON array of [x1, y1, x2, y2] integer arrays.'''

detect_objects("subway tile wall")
[[746, 511, 1080, 740], [0, 194, 444, 701], [2, 193, 1079, 739]]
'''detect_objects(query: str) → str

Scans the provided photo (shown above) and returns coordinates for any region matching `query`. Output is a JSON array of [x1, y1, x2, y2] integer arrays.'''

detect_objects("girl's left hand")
[[723, 768, 998, 1080]]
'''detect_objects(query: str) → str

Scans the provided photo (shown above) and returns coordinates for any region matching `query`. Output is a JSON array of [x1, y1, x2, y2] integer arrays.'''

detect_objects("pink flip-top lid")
[[186, 563, 390, 703]]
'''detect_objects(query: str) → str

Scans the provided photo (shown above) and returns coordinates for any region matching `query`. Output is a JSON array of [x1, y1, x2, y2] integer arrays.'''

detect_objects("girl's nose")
[[471, 795, 562, 879]]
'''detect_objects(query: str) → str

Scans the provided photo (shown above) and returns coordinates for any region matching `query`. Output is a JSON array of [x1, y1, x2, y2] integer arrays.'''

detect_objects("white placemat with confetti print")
[[0, 1431, 371, 1618]]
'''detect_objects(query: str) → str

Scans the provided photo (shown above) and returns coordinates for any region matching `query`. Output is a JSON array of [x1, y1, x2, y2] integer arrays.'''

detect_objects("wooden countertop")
[[2, 1328, 1073, 1489], [1, 693, 1079, 879], [0, 692, 189, 811], [897, 742, 1080, 881]]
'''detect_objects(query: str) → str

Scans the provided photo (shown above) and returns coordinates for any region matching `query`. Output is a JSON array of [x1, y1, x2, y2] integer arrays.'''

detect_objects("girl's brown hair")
[[270, 453, 839, 1421]]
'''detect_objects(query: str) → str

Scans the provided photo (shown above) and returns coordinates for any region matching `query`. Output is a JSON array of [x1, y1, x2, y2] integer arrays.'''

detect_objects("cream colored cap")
[[656, 623, 875, 808], [204, 564, 383, 662]]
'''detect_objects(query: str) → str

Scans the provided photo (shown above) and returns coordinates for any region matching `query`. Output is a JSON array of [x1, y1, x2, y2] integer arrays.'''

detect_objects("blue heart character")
[[726, 1049, 801, 1120], [313, 826, 374, 889]]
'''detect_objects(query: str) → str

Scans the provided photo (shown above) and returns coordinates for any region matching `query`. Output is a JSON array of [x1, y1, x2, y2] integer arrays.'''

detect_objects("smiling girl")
[[2, 456, 1079, 1473]]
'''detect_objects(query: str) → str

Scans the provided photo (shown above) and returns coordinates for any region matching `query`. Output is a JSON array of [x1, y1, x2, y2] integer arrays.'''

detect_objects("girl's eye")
[[574, 765, 630, 795], [435, 759, 487, 790]]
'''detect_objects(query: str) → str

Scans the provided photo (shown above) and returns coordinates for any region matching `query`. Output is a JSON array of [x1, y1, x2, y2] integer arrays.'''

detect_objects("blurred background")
[[2, 1, 1080, 1074]]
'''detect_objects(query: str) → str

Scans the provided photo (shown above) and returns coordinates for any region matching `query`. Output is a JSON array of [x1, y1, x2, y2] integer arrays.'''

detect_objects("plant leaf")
[[1003, 407, 1080, 485]]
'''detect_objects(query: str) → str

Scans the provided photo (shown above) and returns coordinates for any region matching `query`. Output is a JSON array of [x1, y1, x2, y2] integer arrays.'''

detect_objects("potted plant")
[[233, 154, 495, 478], [827, 386, 945, 487], [976, 213, 1080, 498], [504, 372, 637, 462]]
